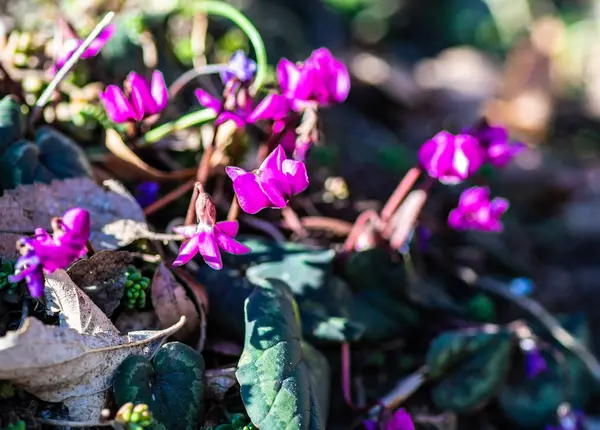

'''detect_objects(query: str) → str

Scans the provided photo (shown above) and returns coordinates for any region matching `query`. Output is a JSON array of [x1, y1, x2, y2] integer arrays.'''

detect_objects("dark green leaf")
[[0, 96, 25, 156], [113, 342, 205, 430], [427, 328, 513, 412], [0, 127, 92, 190], [236, 279, 330, 430]]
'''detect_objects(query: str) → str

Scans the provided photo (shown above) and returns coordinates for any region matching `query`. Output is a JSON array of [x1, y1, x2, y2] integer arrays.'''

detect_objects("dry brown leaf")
[[0, 177, 175, 260], [104, 129, 196, 182], [0, 270, 184, 421], [67, 251, 133, 316], [151, 262, 200, 342]]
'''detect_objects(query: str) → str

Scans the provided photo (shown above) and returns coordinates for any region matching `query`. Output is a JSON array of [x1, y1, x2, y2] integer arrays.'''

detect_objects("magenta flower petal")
[[150, 70, 168, 112], [491, 197, 510, 217], [197, 230, 223, 270], [173, 235, 200, 266], [225, 166, 248, 181], [231, 172, 272, 214], [129, 72, 155, 120], [248, 94, 291, 123], [173, 225, 198, 237], [458, 186, 489, 212], [195, 88, 222, 112], [84, 24, 115, 57], [449, 187, 508, 232], [61, 208, 91, 247], [277, 58, 301, 97], [419, 132, 455, 179], [99, 85, 137, 123], [215, 221, 239, 237], [329, 58, 351, 103], [458, 134, 484, 174], [259, 145, 286, 176], [215, 230, 251, 255], [388, 409, 415, 430], [281, 159, 309, 194], [448, 208, 466, 230], [259, 179, 288, 208], [217, 111, 246, 128], [279, 128, 297, 153]]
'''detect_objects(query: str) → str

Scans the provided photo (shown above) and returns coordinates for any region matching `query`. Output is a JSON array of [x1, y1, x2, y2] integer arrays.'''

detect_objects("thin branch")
[[33, 12, 116, 118]]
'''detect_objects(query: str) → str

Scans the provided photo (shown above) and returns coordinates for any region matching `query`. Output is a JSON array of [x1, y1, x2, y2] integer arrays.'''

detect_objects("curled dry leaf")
[[0, 177, 176, 260], [151, 262, 200, 342], [0, 270, 185, 421], [104, 129, 196, 182], [67, 250, 133, 316]]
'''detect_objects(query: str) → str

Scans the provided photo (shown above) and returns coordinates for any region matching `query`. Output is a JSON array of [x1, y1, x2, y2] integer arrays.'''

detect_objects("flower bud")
[[195, 189, 217, 226]]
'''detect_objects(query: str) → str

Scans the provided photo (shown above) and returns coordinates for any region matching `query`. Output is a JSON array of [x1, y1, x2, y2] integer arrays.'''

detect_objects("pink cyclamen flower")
[[226, 145, 309, 214], [52, 16, 114, 72], [172, 222, 250, 270], [195, 88, 253, 128], [9, 208, 91, 297], [278, 47, 350, 111], [99, 71, 168, 123], [363, 408, 414, 430], [419, 131, 484, 185], [468, 123, 526, 168], [448, 187, 509, 232]]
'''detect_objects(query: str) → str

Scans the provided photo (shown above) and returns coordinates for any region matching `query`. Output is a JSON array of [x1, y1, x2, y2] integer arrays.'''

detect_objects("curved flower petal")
[[99, 85, 136, 123], [197, 230, 223, 270], [259, 145, 286, 175], [281, 159, 309, 194], [490, 197, 510, 217], [173, 235, 200, 266], [457, 134, 484, 174], [458, 186, 489, 212], [129, 72, 155, 119], [215, 221, 239, 237], [61, 208, 91, 246], [448, 209, 467, 230], [173, 225, 198, 238], [25, 270, 45, 298], [248, 94, 290, 123], [226, 166, 249, 181], [419, 131, 454, 179], [84, 24, 115, 57], [328, 58, 351, 103], [277, 58, 301, 96], [258, 178, 288, 208], [231, 172, 271, 214], [217, 111, 246, 128], [150, 70, 168, 112], [215, 229, 251, 255], [195, 89, 222, 112]]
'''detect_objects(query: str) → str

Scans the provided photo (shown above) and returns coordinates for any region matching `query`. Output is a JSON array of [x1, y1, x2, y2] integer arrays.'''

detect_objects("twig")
[[476, 276, 600, 382], [32, 12, 115, 119], [143, 179, 196, 216]]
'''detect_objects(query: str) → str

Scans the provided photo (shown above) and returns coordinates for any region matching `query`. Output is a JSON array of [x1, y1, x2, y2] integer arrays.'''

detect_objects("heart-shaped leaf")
[[427, 327, 513, 412], [236, 278, 330, 429], [0, 126, 93, 190], [67, 250, 133, 316], [0, 96, 25, 154], [498, 314, 594, 427], [113, 342, 205, 430], [0, 270, 184, 421]]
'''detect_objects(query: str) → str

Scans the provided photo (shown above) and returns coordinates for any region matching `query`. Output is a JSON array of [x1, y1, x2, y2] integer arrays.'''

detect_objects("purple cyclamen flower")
[[525, 346, 548, 379], [172, 192, 250, 270], [468, 123, 526, 168], [135, 182, 160, 208], [195, 87, 253, 128], [99, 70, 168, 123], [278, 47, 350, 111], [9, 208, 91, 297], [363, 408, 415, 430], [226, 145, 309, 214], [448, 186, 509, 232], [221, 50, 257, 85], [419, 131, 485, 185], [52, 16, 115, 72]]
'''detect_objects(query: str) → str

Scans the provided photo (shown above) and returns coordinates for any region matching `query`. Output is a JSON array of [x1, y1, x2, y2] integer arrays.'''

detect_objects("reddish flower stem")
[[380, 167, 421, 224], [143, 179, 196, 216], [227, 195, 240, 221], [341, 342, 358, 409], [343, 210, 379, 252]]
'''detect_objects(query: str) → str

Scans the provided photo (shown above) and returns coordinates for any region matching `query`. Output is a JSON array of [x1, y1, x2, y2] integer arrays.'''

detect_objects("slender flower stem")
[[142, 109, 217, 144], [32, 12, 115, 119], [227, 195, 240, 221], [143, 179, 196, 216], [181, 1, 267, 95], [380, 167, 421, 223], [341, 342, 359, 409]]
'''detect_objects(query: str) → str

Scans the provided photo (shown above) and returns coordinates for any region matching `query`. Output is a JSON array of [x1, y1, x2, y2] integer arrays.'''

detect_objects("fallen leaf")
[[67, 251, 133, 316], [104, 129, 196, 182], [205, 367, 237, 401], [0, 177, 165, 260], [0, 269, 185, 421], [151, 262, 200, 342]]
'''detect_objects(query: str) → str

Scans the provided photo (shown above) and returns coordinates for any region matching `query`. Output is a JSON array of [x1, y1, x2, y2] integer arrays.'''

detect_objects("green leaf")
[[427, 328, 513, 412], [236, 279, 330, 430], [113, 342, 205, 430], [0, 127, 92, 190], [0, 96, 25, 156], [499, 314, 594, 427]]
